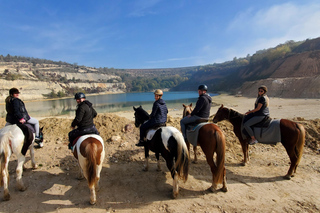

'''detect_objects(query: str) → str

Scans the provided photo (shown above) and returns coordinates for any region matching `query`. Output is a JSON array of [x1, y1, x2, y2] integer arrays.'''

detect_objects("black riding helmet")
[[9, 88, 20, 96], [74, 92, 86, 99], [198, 84, 208, 91]]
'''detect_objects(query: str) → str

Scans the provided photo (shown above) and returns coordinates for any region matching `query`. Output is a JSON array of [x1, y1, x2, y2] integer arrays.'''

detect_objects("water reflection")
[[0, 91, 217, 118]]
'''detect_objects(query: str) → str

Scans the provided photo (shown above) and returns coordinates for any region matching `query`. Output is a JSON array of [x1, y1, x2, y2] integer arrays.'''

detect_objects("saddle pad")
[[241, 119, 281, 144], [72, 134, 104, 153], [146, 127, 182, 150], [186, 122, 210, 147]]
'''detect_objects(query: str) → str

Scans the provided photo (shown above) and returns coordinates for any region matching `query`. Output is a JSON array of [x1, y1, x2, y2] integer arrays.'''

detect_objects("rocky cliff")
[[0, 62, 126, 102]]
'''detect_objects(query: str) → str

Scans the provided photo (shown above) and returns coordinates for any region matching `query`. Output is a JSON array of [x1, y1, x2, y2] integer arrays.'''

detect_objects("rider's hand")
[[19, 118, 26, 124]]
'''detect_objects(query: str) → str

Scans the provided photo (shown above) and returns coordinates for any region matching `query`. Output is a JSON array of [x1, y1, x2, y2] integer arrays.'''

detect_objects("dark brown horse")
[[212, 105, 305, 179], [182, 103, 227, 192]]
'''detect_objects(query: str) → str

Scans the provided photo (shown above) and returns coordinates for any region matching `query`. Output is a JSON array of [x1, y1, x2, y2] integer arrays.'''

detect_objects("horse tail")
[[173, 131, 189, 182], [85, 142, 98, 188], [295, 123, 305, 172], [213, 128, 226, 185], [0, 131, 13, 186]]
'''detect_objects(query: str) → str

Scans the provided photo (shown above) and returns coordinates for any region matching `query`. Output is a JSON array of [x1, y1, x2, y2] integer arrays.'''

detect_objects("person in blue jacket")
[[136, 89, 168, 146], [180, 84, 212, 141]]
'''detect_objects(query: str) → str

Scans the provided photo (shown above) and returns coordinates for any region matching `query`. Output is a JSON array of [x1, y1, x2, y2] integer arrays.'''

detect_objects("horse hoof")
[[18, 185, 27, 192], [3, 193, 11, 201], [241, 162, 246, 166], [156, 168, 162, 172], [192, 161, 198, 164], [284, 175, 291, 180], [90, 200, 96, 205], [209, 186, 217, 192], [172, 192, 178, 199], [143, 167, 148, 172], [221, 187, 228, 192], [32, 164, 38, 169]]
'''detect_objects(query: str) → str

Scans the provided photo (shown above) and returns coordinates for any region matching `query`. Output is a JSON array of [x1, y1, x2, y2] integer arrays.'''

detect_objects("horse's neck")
[[228, 109, 243, 126]]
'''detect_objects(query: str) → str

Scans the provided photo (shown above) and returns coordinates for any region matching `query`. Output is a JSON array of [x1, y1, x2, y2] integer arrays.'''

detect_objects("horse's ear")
[[40, 126, 44, 131], [133, 106, 136, 111], [190, 103, 192, 107], [220, 104, 224, 108], [182, 104, 186, 107]]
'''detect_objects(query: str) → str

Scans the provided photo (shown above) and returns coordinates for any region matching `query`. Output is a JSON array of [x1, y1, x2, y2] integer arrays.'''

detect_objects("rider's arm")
[[71, 106, 85, 127], [246, 103, 263, 115]]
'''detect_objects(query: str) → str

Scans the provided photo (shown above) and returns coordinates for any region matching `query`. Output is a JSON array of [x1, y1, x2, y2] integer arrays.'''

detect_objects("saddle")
[[145, 123, 166, 141], [16, 124, 34, 155], [242, 116, 272, 138], [186, 118, 209, 129]]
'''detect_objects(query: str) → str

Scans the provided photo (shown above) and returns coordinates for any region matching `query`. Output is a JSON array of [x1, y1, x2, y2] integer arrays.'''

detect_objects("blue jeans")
[[243, 116, 265, 137]]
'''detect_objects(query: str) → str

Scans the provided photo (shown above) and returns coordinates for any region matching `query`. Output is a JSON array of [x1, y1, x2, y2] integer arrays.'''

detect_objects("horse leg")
[[89, 185, 96, 205], [143, 147, 150, 171], [240, 139, 249, 166], [165, 156, 178, 198], [156, 152, 161, 171], [29, 141, 37, 169], [77, 162, 84, 180], [143, 157, 149, 171], [283, 146, 298, 180], [2, 154, 11, 201], [16, 155, 26, 191], [221, 169, 228, 192], [192, 145, 198, 164], [172, 171, 179, 199]]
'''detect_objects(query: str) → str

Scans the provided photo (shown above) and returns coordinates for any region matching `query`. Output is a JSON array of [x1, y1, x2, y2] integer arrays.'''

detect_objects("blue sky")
[[1, 0, 320, 69]]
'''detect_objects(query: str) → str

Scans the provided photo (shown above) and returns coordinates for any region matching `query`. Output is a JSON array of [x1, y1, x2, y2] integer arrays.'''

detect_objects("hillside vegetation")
[[1, 37, 320, 100]]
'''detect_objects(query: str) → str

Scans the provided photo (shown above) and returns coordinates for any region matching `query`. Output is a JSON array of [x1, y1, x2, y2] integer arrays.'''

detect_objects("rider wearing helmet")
[[180, 84, 212, 141], [136, 89, 168, 146], [68, 92, 99, 149]]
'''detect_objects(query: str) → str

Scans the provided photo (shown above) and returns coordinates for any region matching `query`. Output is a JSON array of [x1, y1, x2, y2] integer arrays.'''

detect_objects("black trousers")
[[68, 125, 99, 145]]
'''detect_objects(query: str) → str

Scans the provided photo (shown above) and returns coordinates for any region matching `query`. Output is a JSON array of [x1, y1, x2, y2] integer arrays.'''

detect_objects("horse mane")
[[136, 106, 150, 119], [227, 107, 244, 119]]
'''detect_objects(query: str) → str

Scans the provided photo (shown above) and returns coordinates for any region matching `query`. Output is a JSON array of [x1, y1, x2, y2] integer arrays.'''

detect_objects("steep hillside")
[[176, 38, 320, 98]]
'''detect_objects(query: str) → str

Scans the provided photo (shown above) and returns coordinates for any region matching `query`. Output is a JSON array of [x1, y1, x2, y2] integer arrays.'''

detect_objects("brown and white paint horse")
[[0, 125, 40, 201], [72, 134, 105, 205]]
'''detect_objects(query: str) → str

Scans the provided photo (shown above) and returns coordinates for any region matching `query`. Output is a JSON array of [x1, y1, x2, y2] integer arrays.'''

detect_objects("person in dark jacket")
[[5, 88, 43, 147], [135, 89, 168, 147], [68, 92, 99, 149], [244, 85, 270, 145], [180, 84, 212, 141]]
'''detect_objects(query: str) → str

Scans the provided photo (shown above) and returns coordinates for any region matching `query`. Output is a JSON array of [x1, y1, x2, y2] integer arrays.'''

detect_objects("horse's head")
[[212, 105, 228, 123], [182, 103, 193, 118], [133, 106, 150, 127]]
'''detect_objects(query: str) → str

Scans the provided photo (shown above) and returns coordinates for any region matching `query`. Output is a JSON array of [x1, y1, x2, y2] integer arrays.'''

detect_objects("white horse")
[[71, 134, 105, 205], [0, 124, 39, 201]]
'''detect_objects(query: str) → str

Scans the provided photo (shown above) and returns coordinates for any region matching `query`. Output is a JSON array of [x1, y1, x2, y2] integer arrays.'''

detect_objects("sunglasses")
[[258, 90, 264, 93]]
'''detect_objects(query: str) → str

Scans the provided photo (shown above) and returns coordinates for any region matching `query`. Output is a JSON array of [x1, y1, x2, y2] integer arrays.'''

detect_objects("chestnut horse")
[[213, 105, 305, 179], [133, 106, 189, 198], [72, 134, 105, 205], [0, 125, 43, 200], [182, 103, 227, 192]]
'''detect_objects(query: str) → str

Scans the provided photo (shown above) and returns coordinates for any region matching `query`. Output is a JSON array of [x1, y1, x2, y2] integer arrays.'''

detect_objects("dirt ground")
[[0, 96, 320, 213]]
